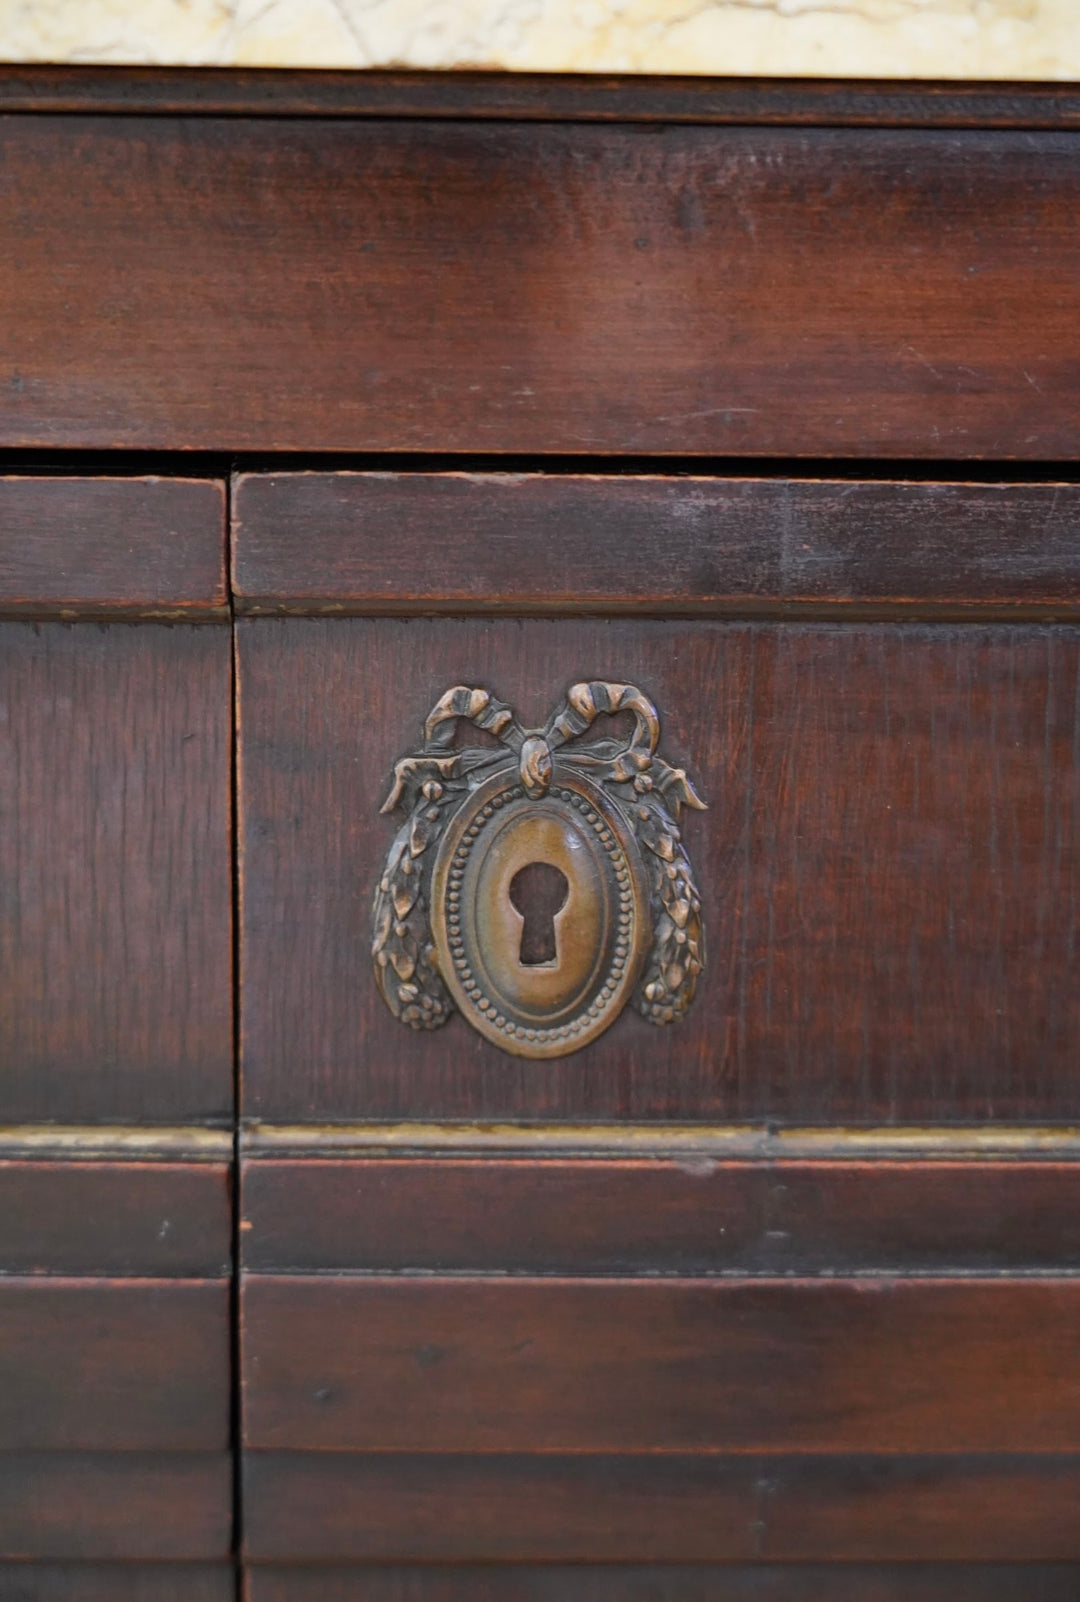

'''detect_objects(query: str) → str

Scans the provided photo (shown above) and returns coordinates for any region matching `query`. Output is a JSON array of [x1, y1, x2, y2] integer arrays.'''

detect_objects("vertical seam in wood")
[[737, 629, 756, 1116], [227, 466, 244, 1589]]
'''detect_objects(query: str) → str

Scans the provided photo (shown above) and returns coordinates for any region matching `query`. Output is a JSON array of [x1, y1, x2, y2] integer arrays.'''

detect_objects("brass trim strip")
[[9, 1122, 1074, 1161], [242, 1122, 1080, 1160], [0, 1125, 233, 1159]]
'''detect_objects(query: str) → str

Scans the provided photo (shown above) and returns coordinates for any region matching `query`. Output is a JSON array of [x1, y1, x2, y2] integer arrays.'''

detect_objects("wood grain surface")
[[0, 1566, 234, 1601], [5, 69, 1080, 128], [233, 474, 1080, 617], [0, 1453, 230, 1561], [0, 623, 232, 1123], [0, 477, 225, 617], [0, 1280, 228, 1451], [242, 1277, 1080, 1453], [243, 1451, 1080, 1562], [242, 1564, 1080, 1602], [238, 617, 1080, 1123], [0, 1162, 231, 1277], [3, 120, 1080, 455], [4, 91, 1077, 1591], [240, 1157, 1080, 1275]]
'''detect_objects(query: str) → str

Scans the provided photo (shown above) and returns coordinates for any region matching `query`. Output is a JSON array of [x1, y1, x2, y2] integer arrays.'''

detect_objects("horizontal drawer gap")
[[3, 71, 1080, 130], [233, 602, 1080, 623], [239, 1266, 1080, 1281]]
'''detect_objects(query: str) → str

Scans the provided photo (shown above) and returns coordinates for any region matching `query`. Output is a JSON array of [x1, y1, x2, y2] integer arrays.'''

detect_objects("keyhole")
[[509, 862, 569, 967]]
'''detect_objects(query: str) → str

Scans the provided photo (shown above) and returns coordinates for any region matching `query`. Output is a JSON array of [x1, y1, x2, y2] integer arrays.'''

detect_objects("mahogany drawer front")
[[0, 475, 235, 1571], [238, 612, 1080, 1124], [242, 1155, 1080, 1276], [0, 1154, 232, 1562], [243, 1276, 1080, 1455], [0, 476, 226, 618], [3, 121, 1080, 458], [0, 1275, 231, 1562], [243, 1453, 1080, 1564], [241, 1266, 1080, 1563], [0, 1566, 236, 1601], [240, 1149, 1080, 1564], [0, 621, 232, 1122], [0, 475, 232, 1124], [0, 1454, 231, 1563], [233, 473, 1080, 618], [0, 1160, 231, 1279], [0, 1276, 231, 1560], [0, 1280, 229, 1452]]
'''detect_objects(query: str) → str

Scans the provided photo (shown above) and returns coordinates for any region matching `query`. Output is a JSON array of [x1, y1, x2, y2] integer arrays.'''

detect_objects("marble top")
[[0, 0, 1075, 82]]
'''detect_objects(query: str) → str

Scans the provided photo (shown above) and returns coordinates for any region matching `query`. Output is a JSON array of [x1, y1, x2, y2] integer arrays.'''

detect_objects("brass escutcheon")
[[373, 681, 706, 1058]]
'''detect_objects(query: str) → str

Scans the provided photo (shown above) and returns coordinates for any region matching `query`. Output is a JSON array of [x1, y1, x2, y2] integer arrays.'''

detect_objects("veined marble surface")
[[0, 0, 1076, 80]]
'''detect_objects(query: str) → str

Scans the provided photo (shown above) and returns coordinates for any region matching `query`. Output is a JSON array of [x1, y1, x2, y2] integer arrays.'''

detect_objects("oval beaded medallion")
[[430, 767, 650, 1057]]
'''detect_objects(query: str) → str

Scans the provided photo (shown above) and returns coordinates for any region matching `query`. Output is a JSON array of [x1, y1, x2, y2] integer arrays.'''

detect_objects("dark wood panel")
[[0, 1566, 234, 1602], [238, 618, 1080, 1124], [5, 69, 1080, 128], [233, 475, 1080, 617], [242, 1277, 1080, 1453], [0, 623, 232, 1123], [242, 1564, 1080, 1602], [0, 1280, 228, 1450], [3, 121, 1080, 456], [243, 1451, 1080, 1562], [0, 477, 225, 617], [0, 1453, 230, 1560], [240, 1157, 1080, 1275], [0, 1161, 230, 1277]]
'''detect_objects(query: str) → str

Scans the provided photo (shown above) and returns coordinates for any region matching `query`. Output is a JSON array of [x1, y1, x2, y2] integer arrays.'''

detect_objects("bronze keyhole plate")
[[430, 768, 650, 1056], [373, 681, 706, 1059]]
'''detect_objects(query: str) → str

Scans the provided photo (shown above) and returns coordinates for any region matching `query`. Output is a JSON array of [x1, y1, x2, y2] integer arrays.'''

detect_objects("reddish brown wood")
[[242, 1564, 1080, 1602], [4, 68, 1080, 128], [0, 94, 1074, 1586], [242, 1276, 1080, 1453], [0, 1161, 231, 1277], [0, 1280, 228, 1450], [240, 1157, 1080, 1275], [0, 477, 226, 617], [0, 1452, 230, 1560], [242, 1451, 1080, 1562], [0, 1566, 234, 1601], [233, 474, 1080, 617], [0, 622, 232, 1122], [3, 121, 1080, 455], [238, 617, 1080, 1124]]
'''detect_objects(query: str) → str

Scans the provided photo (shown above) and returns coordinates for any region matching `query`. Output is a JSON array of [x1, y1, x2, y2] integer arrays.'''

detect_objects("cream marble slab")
[[0, 0, 1076, 80]]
